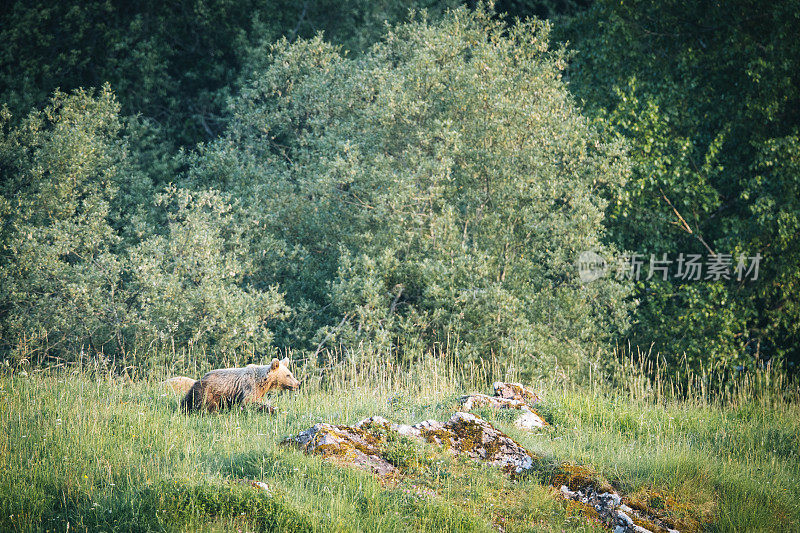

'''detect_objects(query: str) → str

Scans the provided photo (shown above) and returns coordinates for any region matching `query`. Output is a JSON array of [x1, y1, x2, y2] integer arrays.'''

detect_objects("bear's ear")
[[280, 357, 290, 367], [270, 358, 280, 370]]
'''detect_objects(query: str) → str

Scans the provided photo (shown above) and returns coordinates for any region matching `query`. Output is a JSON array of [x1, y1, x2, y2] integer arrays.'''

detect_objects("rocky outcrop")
[[460, 382, 547, 429], [492, 381, 541, 404], [286, 413, 535, 477], [550, 463, 682, 533], [559, 484, 679, 533], [286, 397, 682, 532], [359, 412, 535, 474], [285, 422, 397, 476]]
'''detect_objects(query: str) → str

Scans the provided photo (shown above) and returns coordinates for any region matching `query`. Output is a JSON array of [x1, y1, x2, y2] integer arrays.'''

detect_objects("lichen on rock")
[[362, 413, 538, 474], [290, 413, 536, 476], [460, 383, 547, 429], [493, 382, 541, 404], [558, 479, 682, 533], [426, 412, 535, 474], [285, 422, 396, 476]]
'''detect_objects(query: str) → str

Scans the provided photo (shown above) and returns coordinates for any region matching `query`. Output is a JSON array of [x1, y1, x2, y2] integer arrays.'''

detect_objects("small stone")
[[515, 407, 547, 429], [615, 510, 633, 526], [492, 382, 541, 403], [251, 481, 270, 492], [460, 393, 527, 411]]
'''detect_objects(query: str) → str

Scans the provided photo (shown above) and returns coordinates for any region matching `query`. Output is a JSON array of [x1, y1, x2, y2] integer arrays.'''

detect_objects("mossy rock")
[[550, 463, 614, 493], [284, 423, 396, 476], [291, 413, 537, 477]]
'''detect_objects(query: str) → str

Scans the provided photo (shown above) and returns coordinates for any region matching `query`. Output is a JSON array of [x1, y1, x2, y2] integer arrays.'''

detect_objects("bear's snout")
[[284, 378, 301, 391]]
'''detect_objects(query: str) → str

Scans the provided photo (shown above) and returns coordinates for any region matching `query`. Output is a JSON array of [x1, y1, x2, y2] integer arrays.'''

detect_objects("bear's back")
[[183, 366, 256, 412]]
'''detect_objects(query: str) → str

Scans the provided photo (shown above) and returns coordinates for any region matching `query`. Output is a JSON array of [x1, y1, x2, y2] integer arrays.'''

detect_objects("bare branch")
[[659, 188, 715, 255]]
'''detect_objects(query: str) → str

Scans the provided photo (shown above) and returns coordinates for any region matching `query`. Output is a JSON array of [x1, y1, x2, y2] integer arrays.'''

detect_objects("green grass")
[[1, 357, 798, 532]]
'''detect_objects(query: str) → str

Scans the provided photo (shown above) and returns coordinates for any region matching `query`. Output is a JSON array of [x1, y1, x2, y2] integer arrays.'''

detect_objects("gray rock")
[[425, 412, 534, 474], [514, 407, 547, 429], [285, 422, 397, 476], [299, 413, 536, 475], [616, 510, 634, 526], [555, 479, 677, 533], [492, 382, 541, 403]]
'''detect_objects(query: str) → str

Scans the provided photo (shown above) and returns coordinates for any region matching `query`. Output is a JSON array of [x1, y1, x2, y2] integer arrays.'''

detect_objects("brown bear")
[[163, 376, 197, 396], [181, 357, 300, 413]]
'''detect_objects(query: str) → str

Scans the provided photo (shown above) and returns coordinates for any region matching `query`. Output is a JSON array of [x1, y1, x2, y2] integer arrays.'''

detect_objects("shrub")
[[193, 6, 632, 374]]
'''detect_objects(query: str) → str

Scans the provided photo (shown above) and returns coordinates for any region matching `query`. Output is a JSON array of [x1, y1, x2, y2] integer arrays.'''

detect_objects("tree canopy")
[[1, 0, 798, 380]]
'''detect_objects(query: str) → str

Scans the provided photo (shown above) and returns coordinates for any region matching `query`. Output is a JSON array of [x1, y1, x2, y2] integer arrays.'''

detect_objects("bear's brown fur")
[[163, 376, 197, 396], [181, 357, 300, 413]]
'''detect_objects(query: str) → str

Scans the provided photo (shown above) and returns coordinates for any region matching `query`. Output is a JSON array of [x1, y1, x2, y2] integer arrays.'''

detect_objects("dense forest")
[[1, 0, 798, 382]]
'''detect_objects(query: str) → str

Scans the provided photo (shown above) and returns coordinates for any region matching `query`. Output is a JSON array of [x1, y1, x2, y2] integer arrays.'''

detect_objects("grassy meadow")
[[1, 354, 799, 532]]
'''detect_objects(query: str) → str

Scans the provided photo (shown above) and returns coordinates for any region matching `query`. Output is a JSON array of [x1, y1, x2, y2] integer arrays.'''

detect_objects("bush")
[[126, 187, 289, 364], [0, 88, 288, 366], [192, 6, 632, 374], [0, 87, 138, 362]]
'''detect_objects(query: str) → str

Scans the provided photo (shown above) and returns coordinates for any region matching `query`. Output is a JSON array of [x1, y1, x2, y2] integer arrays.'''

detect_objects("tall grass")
[[1, 346, 798, 531], [596, 346, 800, 409]]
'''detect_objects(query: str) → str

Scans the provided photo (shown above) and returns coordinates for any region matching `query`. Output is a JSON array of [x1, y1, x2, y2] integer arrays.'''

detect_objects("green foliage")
[[0, 89, 287, 365], [556, 0, 800, 370], [491, 0, 591, 22], [126, 187, 289, 361], [0, 87, 143, 361], [1, 0, 265, 147], [193, 7, 632, 373], [3, 0, 798, 381], [0, 0, 460, 149]]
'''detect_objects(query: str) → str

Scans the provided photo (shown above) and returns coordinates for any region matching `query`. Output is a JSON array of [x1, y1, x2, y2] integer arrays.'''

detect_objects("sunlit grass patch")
[[1, 357, 799, 531]]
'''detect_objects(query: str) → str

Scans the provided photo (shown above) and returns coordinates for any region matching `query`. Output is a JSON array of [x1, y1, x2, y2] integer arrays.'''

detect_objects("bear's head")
[[261, 357, 300, 391]]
